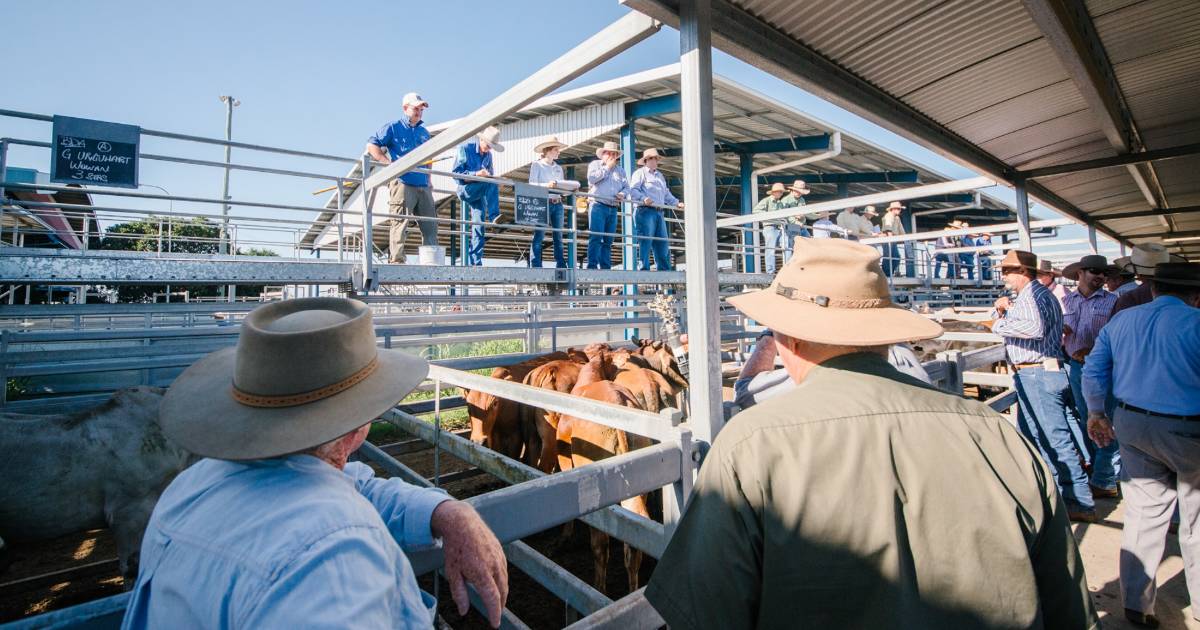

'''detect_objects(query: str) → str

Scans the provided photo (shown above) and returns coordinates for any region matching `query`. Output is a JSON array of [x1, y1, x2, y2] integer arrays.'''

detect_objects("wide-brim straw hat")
[[1122, 243, 1170, 275], [727, 239, 943, 346], [1036, 258, 1060, 276], [534, 136, 568, 155], [948, 220, 966, 229], [478, 126, 505, 152], [769, 182, 787, 194], [863, 205, 879, 217], [1154, 262, 1200, 286], [162, 298, 428, 460], [595, 141, 622, 159], [1000, 249, 1039, 272], [1062, 254, 1110, 281], [886, 201, 904, 211], [637, 148, 663, 165], [790, 180, 811, 194]]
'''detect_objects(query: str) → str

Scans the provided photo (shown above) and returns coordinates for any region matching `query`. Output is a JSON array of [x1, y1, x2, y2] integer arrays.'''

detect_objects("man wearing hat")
[[1084, 262, 1200, 628], [122, 298, 508, 628], [956, 221, 976, 281], [836, 206, 870, 240], [628, 148, 684, 271], [585, 141, 629, 269], [1036, 259, 1069, 308], [990, 250, 1096, 521], [810, 210, 843, 238], [933, 223, 962, 279], [528, 136, 572, 269], [453, 126, 505, 266], [1112, 243, 1173, 316], [880, 201, 907, 276], [367, 92, 439, 264], [785, 179, 812, 243], [752, 182, 792, 274], [644, 240, 1096, 629], [1106, 256, 1138, 296], [1061, 254, 1120, 496]]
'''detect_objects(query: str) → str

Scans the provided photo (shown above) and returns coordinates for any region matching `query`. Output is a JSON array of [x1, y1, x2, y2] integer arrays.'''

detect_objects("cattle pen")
[[3, 0, 1198, 627]]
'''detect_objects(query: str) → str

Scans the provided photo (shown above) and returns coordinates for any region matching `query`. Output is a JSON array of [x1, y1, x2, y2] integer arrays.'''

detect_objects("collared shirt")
[[628, 167, 678, 207], [586, 159, 629, 205], [368, 118, 432, 187], [786, 195, 806, 225], [528, 158, 565, 203], [751, 195, 792, 226], [452, 141, 496, 202], [122, 455, 450, 629], [1083, 295, 1200, 416], [646, 353, 1097, 630], [810, 218, 843, 239], [881, 212, 906, 235], [1062, 288, 1117, 358], [991, 280, 1065, 364], [732, 344, 930, 411], [1112, 280, 1138, 296], [1112, 281, 1153, 316], [836, 209, 860, 234]]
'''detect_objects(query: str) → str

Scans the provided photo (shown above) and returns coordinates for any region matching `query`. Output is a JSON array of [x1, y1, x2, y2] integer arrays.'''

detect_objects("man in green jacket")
[[752, 182, 799, 274], [645, 238, 1098, 629]]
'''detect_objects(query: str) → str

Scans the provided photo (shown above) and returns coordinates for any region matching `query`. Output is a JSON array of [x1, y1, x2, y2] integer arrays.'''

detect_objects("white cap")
[[402, 92, 429, 108]]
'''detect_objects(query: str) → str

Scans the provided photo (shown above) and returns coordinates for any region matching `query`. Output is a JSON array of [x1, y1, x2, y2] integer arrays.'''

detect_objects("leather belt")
[[1011, 362, 1041, 371], [1118, 401, 1200, 422]]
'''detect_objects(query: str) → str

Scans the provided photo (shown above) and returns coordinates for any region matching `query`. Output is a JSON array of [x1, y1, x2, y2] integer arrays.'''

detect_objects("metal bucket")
[[418, 245, 445, 266]]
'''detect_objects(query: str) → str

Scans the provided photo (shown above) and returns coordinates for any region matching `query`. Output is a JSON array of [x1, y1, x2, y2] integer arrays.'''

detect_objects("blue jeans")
[[531, 202, 566, 268], [882, 242, 900, 276], [586, 203, 618, 269], [904, 242, 915, 277], [934, 253, 955, 279], [462, 187, 499, 267], [761, 225, 786, 273], [959, 253, 975, 280], [1066, 358, 1121, 490], [1014, 366, 1095, 511], [634, 206, 671, 271]]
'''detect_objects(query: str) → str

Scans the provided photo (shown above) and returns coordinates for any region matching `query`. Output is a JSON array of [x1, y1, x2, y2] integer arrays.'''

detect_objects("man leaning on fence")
[[989, 250, 1096, 522], [585, 141, 628, 270], [122, 298, 508, 629], [453, 126, 505, 267], [752, 182, 793, 274], [644, 239, 1098, 630], [366, 92, 438, 264]]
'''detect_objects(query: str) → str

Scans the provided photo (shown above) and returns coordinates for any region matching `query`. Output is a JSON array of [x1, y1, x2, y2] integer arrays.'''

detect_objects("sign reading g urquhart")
[[51, 115, 141, 189]]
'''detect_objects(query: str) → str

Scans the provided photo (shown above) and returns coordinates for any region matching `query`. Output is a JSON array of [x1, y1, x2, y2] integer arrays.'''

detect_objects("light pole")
[[218, 95, 240, 255]]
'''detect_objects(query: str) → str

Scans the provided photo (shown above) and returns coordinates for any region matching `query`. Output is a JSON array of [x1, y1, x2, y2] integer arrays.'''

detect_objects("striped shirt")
[[992, 280, 1065, 364], [1062, 288, 1117, 358]]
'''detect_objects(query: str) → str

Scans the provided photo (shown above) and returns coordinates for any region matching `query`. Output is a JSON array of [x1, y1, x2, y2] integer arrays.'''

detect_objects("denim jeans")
[[761, 225, 786, 273], [882, 242, 900, 276], [904, 242, 915, 277], [1014, 366, 1095, 511], [586, 203, 618, 269], [634, 206, 671, 271], [934, 253, 955, 279], [530, 203, 566, 268], [959, 253, 975, 280], [1066, 358, 1121, 490], [463, 187, 499, 267]]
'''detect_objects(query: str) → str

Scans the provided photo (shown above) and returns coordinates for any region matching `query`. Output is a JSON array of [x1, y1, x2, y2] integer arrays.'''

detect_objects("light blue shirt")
[[122, 455, 450, 629], [586, 159, 629, 205], [628, 167, 679, 208], [1083, 295, 1200, 416], [368, 118, 432, 187]]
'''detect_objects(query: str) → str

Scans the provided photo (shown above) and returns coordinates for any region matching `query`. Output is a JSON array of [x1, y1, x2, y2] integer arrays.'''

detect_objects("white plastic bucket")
[[418, 245, 445, 266]]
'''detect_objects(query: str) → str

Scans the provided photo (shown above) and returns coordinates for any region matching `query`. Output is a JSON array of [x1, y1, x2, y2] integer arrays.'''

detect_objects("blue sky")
[[2, 1, 1107, 255]]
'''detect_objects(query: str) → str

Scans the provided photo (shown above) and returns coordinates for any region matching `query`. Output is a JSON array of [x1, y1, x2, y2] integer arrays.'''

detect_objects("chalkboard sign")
[[51, 115, 140, 189], [514, 183, 550, 227]]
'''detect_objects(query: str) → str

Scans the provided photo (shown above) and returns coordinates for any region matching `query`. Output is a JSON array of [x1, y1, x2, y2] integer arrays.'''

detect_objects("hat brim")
[[637, 154, 661, 165], [727, 290, 943, 346], [595, 147, 623, 158], [790, 186, 811, 193], [161, 347, 428, 460], [1062, 262, 1084, 281], [536, 141, 568, 154]]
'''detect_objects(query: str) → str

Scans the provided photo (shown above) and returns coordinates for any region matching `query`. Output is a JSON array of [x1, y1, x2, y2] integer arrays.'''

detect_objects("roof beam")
[[694, 170, 918, 187], [1018, 142, 1200, 179], [558, 133, 830, 165], [1021, 0, 1170, 218], [624, 93, 681, 119], [1093, 205, 1200, 222], [621, 0, 1122, 244]]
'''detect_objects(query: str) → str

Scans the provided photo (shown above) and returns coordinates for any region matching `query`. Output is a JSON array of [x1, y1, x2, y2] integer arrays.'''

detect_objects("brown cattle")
[[464, 350, 571, 461], [520, 359, 583, 473], [631, 339, 688, 390], [613, 364, 678, 413]]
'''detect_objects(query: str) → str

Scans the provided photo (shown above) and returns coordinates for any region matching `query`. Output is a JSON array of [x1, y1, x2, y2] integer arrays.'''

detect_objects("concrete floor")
[[1077, 495, 1196, 629]]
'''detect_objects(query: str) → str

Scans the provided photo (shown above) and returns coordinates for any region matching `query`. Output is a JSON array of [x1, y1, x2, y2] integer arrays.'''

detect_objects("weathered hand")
[[994, 296, 1011, 313], [643, 197, 653, 205], [1087, 415, 1114, 448], [431, 501, 508, 627]]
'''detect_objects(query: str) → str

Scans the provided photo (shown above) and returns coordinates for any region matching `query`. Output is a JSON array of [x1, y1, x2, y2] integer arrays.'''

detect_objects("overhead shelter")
[[624, 0, 1200, 260], [300, 64, 1016, 264]]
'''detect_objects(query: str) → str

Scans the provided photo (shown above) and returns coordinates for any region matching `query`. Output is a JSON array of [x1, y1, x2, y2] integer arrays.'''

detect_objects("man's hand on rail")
[[993, 296, 1010, 314], [677, 202, 685, 209], [431, 501, 508, 628], [475, 168, 491, 178]]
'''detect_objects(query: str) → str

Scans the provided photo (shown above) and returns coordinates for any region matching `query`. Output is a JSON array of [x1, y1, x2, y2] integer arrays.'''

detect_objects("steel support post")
[[1087, 224, 1098, 254], [335, 179, 345, 262], [679, 0, 723, 447], [566, 165, 578, 269], [1014, 177, 1032, 251], [738, 153, 756, 273], [360, 154, 377, 292], [0, 139, 8, 242], [620, 120, 638, 339]]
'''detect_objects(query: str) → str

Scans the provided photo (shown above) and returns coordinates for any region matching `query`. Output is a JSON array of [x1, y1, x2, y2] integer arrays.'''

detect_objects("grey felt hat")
[[161, 298, 428, 460]]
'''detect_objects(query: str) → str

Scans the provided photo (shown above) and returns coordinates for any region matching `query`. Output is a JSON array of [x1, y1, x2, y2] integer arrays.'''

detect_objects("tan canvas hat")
[[768, 182, 787, 194], [161, 298, 428, 460], [863, 205, 879, 217], [727, 239, 943, 345], [637, 148, 663, 165], [886, 201, 904, 211], [1123, 242, 1170, 275], [478, 126, 505, 152], [789, 180, 811, 195], [1000, 249, 1038, 272], [534, 136, 568, 155], [595, 141, 622, 159]]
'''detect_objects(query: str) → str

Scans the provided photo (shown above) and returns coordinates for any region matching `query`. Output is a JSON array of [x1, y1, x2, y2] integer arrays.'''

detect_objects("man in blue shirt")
[[628, 148, 683, 271], [585, 141, 628, 269], [123, 298, 508, 629], [1083, 262, 1200, 629], [453, 126, 504, 266], [367, 92, 439, 264]]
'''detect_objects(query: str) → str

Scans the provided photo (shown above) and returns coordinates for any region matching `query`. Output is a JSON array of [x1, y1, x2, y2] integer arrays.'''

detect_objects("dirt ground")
[[2, 442, 1193, 628]]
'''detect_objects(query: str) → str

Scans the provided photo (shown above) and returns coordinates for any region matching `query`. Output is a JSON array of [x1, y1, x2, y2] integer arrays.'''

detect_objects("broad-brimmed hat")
[[768, 182, 787, 194], [1062, 254, 1110, 281], [1107, 256, 1134, 277], [863, 205, 879, 217], [637, 148, 663, 165], [790, 180, 811, 195], [595, 141, 622, 159], [161, 298, 429, 460], [726, 239, 943, 346], [886, 201, 904, 211], [1000, 250, 1038, 272], [948, 220, 966, 229], [478, 126, 505, 152], [1036, 259, 1061, 276], [1153, 262, 1200, 287], [534, 136, 568, 155], [1123, 243, 1170, 276]]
